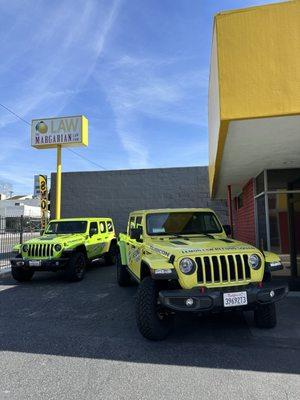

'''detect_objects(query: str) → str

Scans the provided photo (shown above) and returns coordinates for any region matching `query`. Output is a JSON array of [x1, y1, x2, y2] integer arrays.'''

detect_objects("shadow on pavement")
[[0, 262, 299, 375]]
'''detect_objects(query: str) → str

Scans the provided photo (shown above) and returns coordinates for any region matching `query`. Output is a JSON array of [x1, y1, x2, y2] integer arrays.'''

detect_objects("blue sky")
[[0, 0, 282, 195]]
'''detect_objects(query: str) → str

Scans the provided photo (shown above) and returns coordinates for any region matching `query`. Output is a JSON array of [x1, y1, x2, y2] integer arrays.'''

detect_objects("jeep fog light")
[[54, 244, 62, 252], [186, 298, 194, 307], [270, 290, 275, 298], [179, 258, 196, 275], [248, 254, 261, 270], [22, 244, 29, 252]]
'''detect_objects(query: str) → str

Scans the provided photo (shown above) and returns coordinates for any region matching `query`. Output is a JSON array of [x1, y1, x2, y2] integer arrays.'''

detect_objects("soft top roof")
[[49, 217, 112, 223], [129, 208, 214, 215]]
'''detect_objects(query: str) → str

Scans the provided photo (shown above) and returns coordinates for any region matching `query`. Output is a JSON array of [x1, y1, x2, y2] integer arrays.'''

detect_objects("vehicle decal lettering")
[[182, 246, 254, 254], [128, 248, 141, 263], [149, 245, 170, 257]]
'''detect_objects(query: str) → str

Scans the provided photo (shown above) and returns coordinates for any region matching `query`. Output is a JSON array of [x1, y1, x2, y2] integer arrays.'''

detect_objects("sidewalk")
[[0, 264, 11, 278]]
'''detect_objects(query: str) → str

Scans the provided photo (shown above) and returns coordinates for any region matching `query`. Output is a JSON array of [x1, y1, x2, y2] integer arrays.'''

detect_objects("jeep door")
[[86, 221, 102, 259], [127, 215, 143, 279], [99, 220, 111, 253]]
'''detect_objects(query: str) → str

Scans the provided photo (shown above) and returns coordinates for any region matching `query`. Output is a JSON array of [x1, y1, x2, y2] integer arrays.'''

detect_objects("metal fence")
[[0, 216, 41, 268]]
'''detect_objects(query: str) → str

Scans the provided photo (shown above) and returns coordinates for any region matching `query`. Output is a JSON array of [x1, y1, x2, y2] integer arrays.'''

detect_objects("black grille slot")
[[236, 255, 244, 280], [212, 256, 220, 282], [204, 257, 212, 282], [228, 255, 236, 281], [196, 257, 204, 283], [243, 254, 251, 279], [220, 255, 228, 281]]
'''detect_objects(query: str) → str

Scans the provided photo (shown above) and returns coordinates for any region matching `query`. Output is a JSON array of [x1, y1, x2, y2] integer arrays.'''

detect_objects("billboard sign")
[[39, 175, 48, 230], [31, 115, 88, 149]]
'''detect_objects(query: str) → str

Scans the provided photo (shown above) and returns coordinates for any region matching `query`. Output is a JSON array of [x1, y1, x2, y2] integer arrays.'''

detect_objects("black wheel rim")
[[75, 256, 85, 277]]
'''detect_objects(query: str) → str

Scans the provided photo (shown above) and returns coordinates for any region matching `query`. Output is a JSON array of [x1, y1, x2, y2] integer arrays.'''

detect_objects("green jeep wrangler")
[[117, 208, 288, 340], [11, 217, 117, 282]]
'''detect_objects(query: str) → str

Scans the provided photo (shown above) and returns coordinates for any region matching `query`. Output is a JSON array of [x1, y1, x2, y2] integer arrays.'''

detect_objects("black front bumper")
[[10, 258, 69, 272], [159, 283, 288, 312]]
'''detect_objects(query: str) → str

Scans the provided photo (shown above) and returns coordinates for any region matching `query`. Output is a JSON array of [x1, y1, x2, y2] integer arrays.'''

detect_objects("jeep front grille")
[[27, 244, 54, 258], [196, 254, 251, 284]]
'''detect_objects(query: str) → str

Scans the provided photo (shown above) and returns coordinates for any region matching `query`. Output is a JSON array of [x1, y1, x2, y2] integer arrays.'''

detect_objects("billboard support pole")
[[56, 144, 62, 220]]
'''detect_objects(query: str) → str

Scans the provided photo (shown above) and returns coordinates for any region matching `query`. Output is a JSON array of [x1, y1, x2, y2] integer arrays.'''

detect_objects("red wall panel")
[[230, 179, 256, 245]]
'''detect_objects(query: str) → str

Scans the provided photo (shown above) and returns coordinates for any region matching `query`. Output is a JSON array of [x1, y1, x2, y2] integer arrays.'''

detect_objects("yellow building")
[[208, 0, 300, 283]]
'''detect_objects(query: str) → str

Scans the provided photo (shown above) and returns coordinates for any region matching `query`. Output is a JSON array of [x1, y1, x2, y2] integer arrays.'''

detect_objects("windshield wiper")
[[169, 234, 190, 240], [191, 233, 216, 239]]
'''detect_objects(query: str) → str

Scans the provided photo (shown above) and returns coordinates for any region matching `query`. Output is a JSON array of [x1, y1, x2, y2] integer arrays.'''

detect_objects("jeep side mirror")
[[223, 224, 232, 236], [89, 227, 98, 237], [130, 227, 143, 242], [40, 229, 45, 236]]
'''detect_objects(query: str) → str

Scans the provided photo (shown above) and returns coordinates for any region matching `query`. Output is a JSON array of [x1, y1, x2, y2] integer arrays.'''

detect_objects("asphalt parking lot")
[[0, 262, 299, 400]]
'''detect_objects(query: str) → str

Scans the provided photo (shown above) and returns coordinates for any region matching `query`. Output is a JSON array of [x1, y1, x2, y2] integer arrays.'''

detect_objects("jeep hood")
[[149, 236, 258, 257], [25, 233, 86, 244]]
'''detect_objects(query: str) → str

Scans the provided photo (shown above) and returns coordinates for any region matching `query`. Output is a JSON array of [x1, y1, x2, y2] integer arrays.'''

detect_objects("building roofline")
[[214, 0, 293, 19]]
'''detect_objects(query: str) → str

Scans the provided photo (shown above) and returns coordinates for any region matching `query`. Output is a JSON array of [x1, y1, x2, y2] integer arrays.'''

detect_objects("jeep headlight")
[[179, 258, 196, 275], [248, 254, 261, 270], [22, 244, 29, 252], [54, 244, 62, 252]]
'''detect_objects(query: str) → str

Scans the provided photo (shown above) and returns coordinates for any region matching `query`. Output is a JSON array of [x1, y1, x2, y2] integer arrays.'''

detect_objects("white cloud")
[[115, 112, 150, 168], [0, 0, 121, 129], [0, 0, 122, 192], [94, 55, 208, 167]]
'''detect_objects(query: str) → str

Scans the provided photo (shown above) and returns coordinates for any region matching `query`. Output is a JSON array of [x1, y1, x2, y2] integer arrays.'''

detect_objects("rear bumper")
[[10, 258, 69, 272], [159, 283, 288, 312]]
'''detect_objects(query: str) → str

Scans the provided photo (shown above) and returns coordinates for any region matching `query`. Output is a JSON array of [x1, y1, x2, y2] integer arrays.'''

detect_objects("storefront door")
[[288, 183, 300, 277]]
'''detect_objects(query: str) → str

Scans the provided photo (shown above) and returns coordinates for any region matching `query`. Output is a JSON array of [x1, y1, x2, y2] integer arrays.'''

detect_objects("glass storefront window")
[[268, 193, 290, 255], [256, 195, 267, 250], [254, 169, 300, 278], [288, 193, 300, 276], [267, 169, 300, 190], [255, 172, 265, 195]]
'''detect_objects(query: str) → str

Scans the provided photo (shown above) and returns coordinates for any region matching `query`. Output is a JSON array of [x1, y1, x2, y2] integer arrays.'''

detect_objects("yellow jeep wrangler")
[[11, 217, 117, 282], [117, 208, 288, 340]]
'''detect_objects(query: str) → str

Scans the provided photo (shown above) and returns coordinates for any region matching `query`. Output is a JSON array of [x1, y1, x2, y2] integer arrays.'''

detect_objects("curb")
[[0, 266, 11, 278]]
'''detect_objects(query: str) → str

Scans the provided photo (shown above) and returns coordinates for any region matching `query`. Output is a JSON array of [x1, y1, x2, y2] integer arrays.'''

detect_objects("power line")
[[66, 148, 106, 170], [0, 102, 106, 170], [0, 102, 31, 126]]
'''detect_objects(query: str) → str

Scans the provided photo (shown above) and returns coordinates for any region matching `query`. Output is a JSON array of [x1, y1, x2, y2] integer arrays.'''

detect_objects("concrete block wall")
[[51, 166, 227, 232]]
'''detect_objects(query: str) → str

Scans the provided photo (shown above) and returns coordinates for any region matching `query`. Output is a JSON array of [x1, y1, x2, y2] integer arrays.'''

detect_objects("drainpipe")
[[227, 185, 234, 238]]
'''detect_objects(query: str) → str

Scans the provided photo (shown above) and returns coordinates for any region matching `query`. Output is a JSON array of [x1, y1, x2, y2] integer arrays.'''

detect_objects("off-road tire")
[[11, 267, 34, 282], [64, 252, 86, 282], [136, 276, 174, 340], [104, 242, 117, 266], [116, 254, 131, 287], [254, 302, 277, 328]]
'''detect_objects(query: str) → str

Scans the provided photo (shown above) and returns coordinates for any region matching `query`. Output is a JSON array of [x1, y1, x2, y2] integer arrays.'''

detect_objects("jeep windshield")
[[146, 212, 222, 236], [45, 221, 88, 234]]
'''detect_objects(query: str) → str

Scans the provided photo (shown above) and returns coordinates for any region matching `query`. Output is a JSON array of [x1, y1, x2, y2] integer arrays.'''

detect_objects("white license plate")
[[223, 291, 248, 307], [29, 260, 41, 267]]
